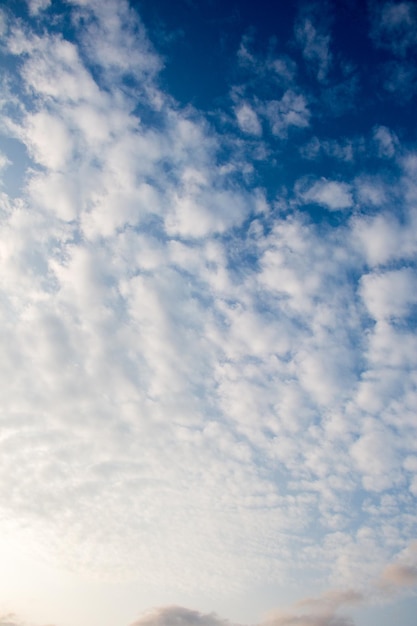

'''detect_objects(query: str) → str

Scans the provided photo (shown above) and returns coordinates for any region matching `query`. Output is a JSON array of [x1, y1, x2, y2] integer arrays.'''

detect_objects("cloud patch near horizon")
[[127, 546, 417, 626]]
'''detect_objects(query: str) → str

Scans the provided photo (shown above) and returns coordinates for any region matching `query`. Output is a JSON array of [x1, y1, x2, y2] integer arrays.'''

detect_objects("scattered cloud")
[[300, 136, 362, 162], [26, 0, 51, 16], [0, 1, 416, 625], [295, 7, 332, 82], [3, 546, 417, 626], [380, 564, 417, 588], [297, 178, 353, 210], [370, 2, 417, 97], [372, 126, 399, 158], [264, 90, 310, 136], [265, 589, 362, 626], [360, 267, 417, 321], [381, 60, 417, 99], [235, 102, 263, 136], [370, 1, 417, 57], [378, 542, 417, 590]]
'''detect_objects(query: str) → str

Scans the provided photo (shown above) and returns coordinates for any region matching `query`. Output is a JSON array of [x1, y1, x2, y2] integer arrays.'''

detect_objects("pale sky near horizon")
[[0, 1, 417, 626]]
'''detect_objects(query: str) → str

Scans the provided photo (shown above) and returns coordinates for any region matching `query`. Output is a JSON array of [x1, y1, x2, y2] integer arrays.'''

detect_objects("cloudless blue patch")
[[136, 0, 298, 109], [0, 137, 31, 198]]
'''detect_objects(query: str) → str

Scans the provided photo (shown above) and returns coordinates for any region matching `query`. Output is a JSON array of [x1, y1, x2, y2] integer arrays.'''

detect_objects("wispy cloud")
[[235, 102, 263, 136], [264, 589, 362, 626], [295, 5, 332, 83], [370, 1, 417, 98], [26, 0, 51, 17], [370, 1, 417, 57], [378, 542, 417, 590]]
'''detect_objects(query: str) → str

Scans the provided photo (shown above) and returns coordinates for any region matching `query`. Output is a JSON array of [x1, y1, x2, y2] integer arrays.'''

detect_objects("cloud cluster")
[[370, 1, 417, 98], [295, 5, 332, 83], [370, 1, 417, 57], [129, 546, 417, 626], [0, 0, 416, 621]]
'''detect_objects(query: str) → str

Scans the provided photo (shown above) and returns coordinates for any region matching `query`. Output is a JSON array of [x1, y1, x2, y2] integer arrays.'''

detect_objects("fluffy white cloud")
[[235, 103, 263, 136], [26, 0, 51, 15], [354, 178, 386, 208], [297, 178, 353, 210], [265, 90, 310, 136], [360, 268, 417, 321], [350, 420, 401, 492]]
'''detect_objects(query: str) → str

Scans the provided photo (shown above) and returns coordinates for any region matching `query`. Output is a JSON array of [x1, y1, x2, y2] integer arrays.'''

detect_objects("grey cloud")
[[131, 606, 231, 626]]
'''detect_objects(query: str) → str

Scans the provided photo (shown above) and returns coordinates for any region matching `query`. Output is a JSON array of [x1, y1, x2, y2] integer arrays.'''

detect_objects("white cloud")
[[350, 420, 401, 492], [360, 268, 417, 321], [26, 0, 51, 15], [1, 2, 417, 623], [66, 0, 162, 82], [298, 178, 353, 210], [354, 178, 386, 207], [265, 90, 310, 136], [0, 152, 10, 171], [373, 126, 399, 158], [351, 211, 417, 267], [270, 56, 297, 85], [165, 182, 254, 238], [23, 111, 74, 170], [235, 103, 262, 136], [300, 136, 359, 162]]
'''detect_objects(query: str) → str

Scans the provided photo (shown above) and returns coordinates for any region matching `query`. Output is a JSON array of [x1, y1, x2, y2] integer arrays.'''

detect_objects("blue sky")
[[0, 1, 417, 626]]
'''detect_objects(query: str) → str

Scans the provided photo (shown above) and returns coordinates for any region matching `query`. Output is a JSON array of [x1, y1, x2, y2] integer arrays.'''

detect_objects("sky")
[[0, 0, 417, 625]]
